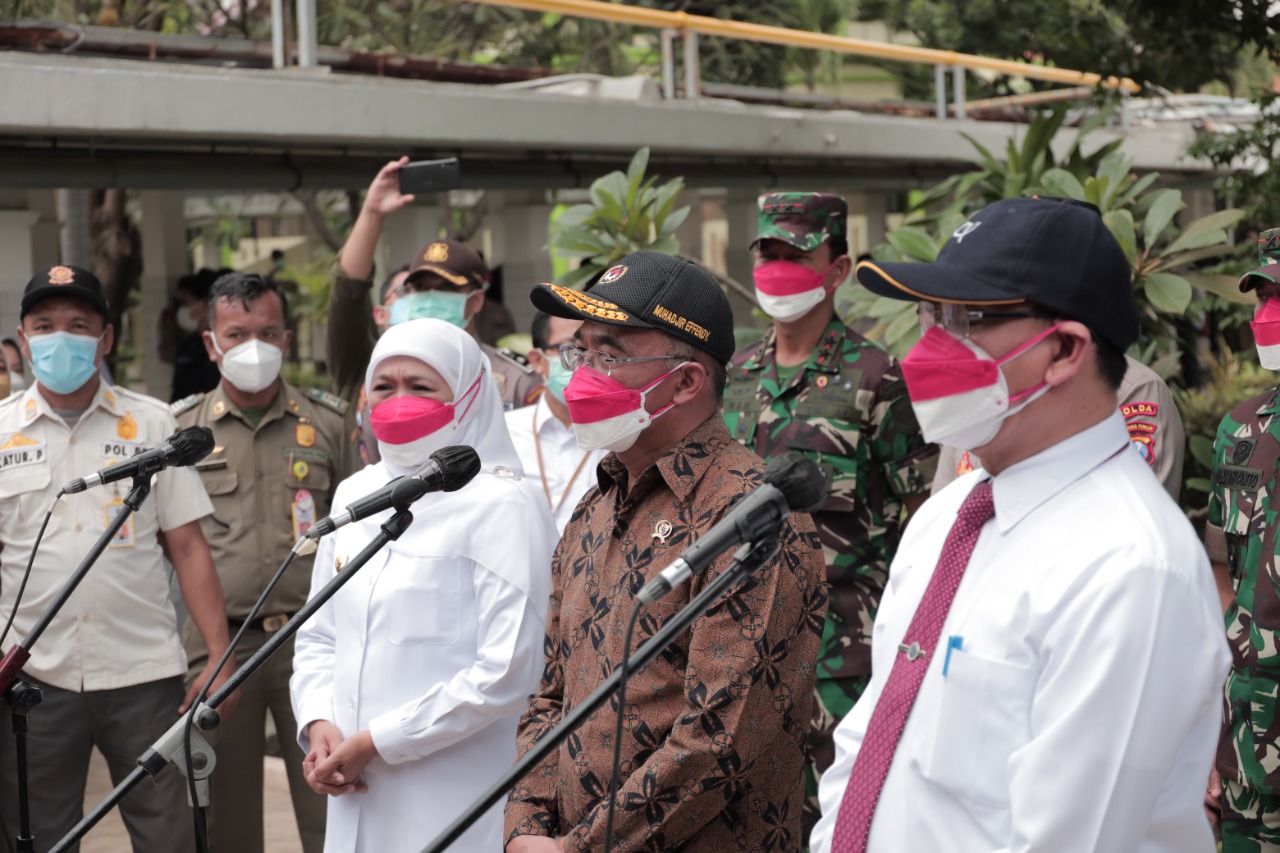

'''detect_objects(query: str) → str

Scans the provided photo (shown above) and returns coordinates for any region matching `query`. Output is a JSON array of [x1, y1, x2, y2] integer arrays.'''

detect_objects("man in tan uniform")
[[174, 272, 354, 853]]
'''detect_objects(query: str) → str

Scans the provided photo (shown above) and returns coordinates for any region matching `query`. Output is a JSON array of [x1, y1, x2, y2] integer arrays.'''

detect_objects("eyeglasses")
[[918, 301, 1041, 337], [558, 344, 690, 377]]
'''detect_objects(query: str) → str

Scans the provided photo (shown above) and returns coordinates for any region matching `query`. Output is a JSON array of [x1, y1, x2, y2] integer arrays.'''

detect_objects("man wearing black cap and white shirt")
[[504, 251, 827, 853], [810, 198, 1229, 853], [0, 266, 236, 853]]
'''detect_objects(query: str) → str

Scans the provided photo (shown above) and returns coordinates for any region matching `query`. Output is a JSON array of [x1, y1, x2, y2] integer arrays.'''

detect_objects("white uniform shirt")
[[504, 394, 606, 532], [0, 383, 212, 692], [290, 462, 554, 853], [812, 412, 1230, 853]]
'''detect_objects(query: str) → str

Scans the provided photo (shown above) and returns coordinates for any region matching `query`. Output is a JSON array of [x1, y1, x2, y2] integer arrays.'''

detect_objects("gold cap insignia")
[[48, 266, 75, 285], [599, 264, 628, 285], [547, 284, 629, 322], [425, 242, 449, 263]]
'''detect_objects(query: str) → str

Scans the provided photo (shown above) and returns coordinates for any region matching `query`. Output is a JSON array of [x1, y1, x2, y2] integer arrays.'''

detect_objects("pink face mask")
[[563, 363, 688, 453], [368, 374, 483, 467], [753, 260, 837, 322], [1252, 297, 1280, 370], [901, 323, 1062, 450]]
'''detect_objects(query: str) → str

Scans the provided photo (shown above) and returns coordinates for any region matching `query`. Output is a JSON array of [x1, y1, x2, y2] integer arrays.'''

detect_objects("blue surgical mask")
[[545, 357, 573, 402], [28, 330, 101, 395], [389, 291, 469, 328]]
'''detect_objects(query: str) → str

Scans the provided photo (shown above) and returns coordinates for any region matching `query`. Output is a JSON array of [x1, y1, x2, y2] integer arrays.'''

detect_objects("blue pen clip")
[[942, 636, 964, 677]]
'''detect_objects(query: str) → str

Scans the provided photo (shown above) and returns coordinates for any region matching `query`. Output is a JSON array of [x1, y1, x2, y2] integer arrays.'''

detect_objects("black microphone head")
[[169, 426, 216, 466], [430, 446, 482, 492], [765, 452, 827, 513]]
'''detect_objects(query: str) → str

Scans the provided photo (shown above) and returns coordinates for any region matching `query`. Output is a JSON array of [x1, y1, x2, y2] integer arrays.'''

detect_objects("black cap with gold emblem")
[[407, 239, 489, 290], [22, 265, 110, 320], [531, 251, 735, 364]]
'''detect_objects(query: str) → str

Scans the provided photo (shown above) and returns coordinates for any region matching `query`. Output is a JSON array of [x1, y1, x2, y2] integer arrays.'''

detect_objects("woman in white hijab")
[[290, 319, 556, 852]]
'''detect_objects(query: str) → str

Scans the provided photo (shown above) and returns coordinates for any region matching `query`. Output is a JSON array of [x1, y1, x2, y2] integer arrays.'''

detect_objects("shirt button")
[[81, 614, 90, 622], [75, 523, 83, 532]]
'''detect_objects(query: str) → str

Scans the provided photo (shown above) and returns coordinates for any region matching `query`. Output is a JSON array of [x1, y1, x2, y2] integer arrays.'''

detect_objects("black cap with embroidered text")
[[855, 196, 1139, 350], [22, 265, 109, 320], [530, 252, 735, 364]]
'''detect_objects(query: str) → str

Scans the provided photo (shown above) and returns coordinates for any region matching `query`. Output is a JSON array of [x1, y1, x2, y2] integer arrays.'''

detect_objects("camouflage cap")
[[1240, 227, 1280, 292], [752, 192, 848, 253]]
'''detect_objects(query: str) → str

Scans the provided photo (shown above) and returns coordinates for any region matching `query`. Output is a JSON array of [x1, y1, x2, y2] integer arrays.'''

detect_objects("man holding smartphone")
[[327, 158, 542, 459]]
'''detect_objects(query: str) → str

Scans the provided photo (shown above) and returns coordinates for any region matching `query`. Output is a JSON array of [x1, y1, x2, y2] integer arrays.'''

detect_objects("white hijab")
[[365, 318, 523, 477]]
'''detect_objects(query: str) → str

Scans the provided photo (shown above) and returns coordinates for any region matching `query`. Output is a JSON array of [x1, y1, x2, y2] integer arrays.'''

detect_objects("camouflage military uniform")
[[1207, 387, 1280, 851], [726, 192, 937, 844]]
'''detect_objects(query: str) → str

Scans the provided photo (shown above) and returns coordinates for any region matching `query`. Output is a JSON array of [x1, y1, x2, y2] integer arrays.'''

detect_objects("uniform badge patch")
[[296, 423, 316, 448], [47, 265, 75, 285], [425, 242, 450, 263], [956, 451, 975, 476], [1121, 401, 1159, 419], [0, 431, 45, 472], [1232, 439, 1256, 466], [599, 264, 628, 285], [1214, 464, 1263, 492], [292, 489, 315, 540], [117, 412, 137, 441], [104, 498, 135, 548], [24, 399, 36, 421]]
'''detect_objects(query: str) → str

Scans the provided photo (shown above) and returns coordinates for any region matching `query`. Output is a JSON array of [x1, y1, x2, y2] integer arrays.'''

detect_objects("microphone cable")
[[601, 599, 643, 853], [180, 546, 302, 853]]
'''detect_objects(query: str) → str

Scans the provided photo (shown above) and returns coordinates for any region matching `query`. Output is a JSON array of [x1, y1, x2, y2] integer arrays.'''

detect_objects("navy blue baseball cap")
[[856, 196, 1139, 351]]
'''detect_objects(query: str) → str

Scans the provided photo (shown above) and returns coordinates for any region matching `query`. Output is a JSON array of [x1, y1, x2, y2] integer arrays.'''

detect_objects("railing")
[[272, 0, 1141, 121], [462, 0, 1140, 120]]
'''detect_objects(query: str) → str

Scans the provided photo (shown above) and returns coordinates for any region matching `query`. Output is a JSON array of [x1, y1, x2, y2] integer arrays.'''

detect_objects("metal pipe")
[[661, 27, 676, 100], [682, 29, 699, 100], [295, 0, 317, 68], [270, 0, 285, 68], [952, 65, 966, 120], [461, 0, 1141, 93], [934, 64, 946, 120]]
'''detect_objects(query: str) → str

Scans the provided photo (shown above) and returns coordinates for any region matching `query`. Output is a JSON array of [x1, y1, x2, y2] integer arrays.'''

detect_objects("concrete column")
[[723, 190, 763, 333], [377, 205, 442, 281], [495, 202, 554, 339], [842, 191, 889, 259], [139, 191, 188, 398], [26, 191, 61, 271], [57, 189, 92, 268], [674, 190, 704, 265], [0, 210, 41, 340]]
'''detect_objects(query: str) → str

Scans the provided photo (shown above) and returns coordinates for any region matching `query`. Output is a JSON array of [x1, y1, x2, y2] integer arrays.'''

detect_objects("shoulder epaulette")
[[493, 347, 535, 374], [169, 394, 203, 417], [305, 387, 351, 415]]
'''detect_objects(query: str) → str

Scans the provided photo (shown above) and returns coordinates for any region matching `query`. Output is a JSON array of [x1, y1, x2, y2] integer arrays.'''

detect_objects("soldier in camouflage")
[[723, 192, 938, 844], [1207, 227, 1280, 852]]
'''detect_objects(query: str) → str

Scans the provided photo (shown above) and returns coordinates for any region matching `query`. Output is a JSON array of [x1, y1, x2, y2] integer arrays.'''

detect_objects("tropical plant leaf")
[[1142, 272, 1194, 314], [886, 227, 939, 262], [1185, 272, 1255, 305], [657, 204, 692, 238], [1037, 168, 1086, 201], [1168, 208, 1246, 249], [1143, 189, 1183, 249], [1165, 227, 1229, 256], [1104, 209, 1138, 264]]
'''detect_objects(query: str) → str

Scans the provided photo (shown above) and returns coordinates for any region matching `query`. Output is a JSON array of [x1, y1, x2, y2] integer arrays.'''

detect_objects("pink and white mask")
[[563, 363, 689, 453], [901, 323, 1062, 451], [1253, 297, 1280, 370], [753, 260, 837, 322]]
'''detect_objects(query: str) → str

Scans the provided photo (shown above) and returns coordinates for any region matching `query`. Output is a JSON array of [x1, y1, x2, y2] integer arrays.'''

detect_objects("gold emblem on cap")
[[599, 264, 628, 285], [547, 284, 629, 322], [47, 266, 75, 285], [425, 242, 449, 263]]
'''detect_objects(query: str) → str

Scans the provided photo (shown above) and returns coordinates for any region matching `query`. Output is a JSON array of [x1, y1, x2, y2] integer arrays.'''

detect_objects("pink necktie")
[[830, 479, 996, 853]]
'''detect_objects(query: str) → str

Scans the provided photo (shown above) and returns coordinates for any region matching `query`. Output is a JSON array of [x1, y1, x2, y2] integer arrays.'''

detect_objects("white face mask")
[[7, 371, 25, 395], [176, 305, 200, 334], [210, 335, 284, 394]]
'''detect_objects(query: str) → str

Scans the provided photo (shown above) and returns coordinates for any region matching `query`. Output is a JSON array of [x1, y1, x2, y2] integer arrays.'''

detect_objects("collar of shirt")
[[596, 414, 731, 507], [741, 316, 846, 378], [22, 380, 121, 427], [534, 393, 574, 443], [208, 381, 297, 428], [990, 410, 1130, 534]]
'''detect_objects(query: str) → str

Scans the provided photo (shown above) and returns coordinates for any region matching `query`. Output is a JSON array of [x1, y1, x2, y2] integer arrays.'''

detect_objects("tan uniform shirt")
[[0, 383, 212, 691], [173, 382, 353, 621]]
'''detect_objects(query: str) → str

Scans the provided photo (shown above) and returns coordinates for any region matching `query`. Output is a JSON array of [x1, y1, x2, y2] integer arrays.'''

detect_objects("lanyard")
[[532, 405, 591, 515]]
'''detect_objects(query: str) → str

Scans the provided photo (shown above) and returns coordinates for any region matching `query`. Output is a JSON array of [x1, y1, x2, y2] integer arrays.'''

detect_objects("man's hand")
[[305, 725, 376, 797], [1205, 767, 1223, 827], [362, 157, 416, 220], [505, 835, 564, 853], [179, 659, 240, 718]]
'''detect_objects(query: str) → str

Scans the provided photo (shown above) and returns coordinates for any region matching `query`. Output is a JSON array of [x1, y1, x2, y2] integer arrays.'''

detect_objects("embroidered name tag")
[[100, 440, 146, 459], [1213, 464, 1263, 492]]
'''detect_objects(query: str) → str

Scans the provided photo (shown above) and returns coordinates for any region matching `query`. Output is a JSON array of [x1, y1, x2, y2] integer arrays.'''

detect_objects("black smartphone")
[[397, 158, 463, 195]]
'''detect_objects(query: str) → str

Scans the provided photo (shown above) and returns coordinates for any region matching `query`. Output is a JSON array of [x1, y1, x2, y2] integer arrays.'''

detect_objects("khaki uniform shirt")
[[0, 383, 212, 691], [173, 382, 353, 621]]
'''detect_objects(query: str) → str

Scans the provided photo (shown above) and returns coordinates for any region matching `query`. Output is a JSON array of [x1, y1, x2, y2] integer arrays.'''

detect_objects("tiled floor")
[[80, 749, 305, 853]]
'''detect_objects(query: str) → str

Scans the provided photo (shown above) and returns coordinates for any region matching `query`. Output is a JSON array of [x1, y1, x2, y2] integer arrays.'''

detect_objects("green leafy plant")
[[547, 147, 690, 289]]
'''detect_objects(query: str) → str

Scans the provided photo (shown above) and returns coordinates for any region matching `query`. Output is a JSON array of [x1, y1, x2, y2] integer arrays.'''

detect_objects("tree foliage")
[[1189, 90, 1280, 229], [857, 0, 1280, 95]]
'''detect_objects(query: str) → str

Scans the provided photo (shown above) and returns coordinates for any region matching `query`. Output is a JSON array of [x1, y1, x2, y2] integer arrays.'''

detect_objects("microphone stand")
[[48, 505, 418, 853], [0, 472, 154, 853], [420, 533, 782, 853]]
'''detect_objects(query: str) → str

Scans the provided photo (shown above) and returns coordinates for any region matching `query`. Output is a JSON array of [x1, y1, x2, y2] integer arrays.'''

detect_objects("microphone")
[[63, 426, 215, 494], [637, 452, 827, 606], [304, 445, 481, 540]]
